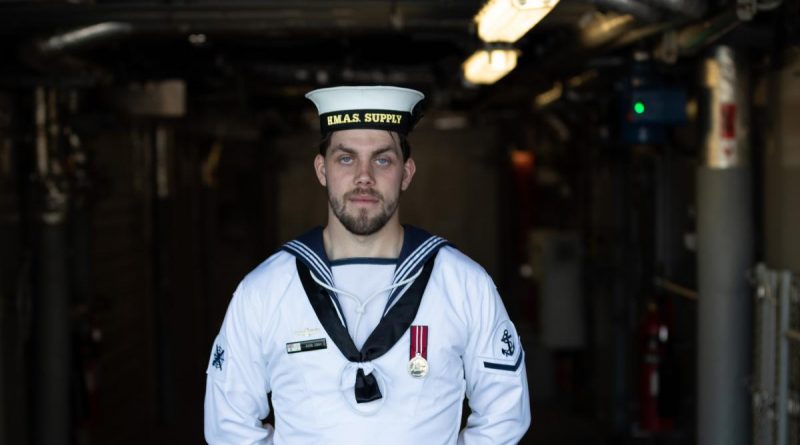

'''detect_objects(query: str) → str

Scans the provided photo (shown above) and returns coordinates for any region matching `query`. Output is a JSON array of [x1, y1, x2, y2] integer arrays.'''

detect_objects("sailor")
[[204, 86, 531, 444]]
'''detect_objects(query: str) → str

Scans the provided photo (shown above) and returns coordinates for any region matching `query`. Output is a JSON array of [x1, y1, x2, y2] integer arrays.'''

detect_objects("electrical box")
[[622, 88, 687, 144]]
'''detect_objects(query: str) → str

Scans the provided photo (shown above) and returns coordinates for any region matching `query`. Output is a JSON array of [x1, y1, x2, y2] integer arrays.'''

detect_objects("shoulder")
[[435, 245, 490, 277], [222, 250, 299, 340], [235, 250, 297, 307], [433, 245, 495, 290]]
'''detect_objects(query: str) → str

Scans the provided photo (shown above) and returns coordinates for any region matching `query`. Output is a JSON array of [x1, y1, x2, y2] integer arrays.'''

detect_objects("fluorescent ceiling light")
[[475, 0, 559, 43], [462, 48, 519, 85]]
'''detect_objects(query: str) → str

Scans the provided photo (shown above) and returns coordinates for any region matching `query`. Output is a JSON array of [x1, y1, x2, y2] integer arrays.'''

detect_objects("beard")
[[329, 187, 399, 236]]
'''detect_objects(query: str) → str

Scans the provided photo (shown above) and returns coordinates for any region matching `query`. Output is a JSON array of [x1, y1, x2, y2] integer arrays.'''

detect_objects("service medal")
[[409, 325, 429, 378], [408, 353, 429, 378]]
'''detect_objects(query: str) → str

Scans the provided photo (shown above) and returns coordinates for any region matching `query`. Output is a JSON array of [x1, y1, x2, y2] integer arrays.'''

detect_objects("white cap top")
[[305, 86, 424, 114]]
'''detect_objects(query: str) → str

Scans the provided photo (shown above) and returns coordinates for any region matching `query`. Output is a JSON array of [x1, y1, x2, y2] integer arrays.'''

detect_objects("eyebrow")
[[330, 145, 399, 157]]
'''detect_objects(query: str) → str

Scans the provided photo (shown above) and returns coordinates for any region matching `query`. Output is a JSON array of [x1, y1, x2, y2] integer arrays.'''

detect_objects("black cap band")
[[319, 109, 414, 135]]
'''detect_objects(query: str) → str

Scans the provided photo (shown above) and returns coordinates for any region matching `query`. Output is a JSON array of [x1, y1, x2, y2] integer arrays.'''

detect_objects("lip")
[[349, 196, 379, 204]]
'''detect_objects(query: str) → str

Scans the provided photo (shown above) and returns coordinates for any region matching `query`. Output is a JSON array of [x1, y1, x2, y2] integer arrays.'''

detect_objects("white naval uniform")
[[204, 226, 531, 444]]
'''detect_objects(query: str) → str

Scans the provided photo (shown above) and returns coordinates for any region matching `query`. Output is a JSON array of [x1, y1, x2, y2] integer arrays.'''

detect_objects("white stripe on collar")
[[384, 237, 447, 315], [393, 236, 445, 284], [284, 240, 334, 286], [283, 228, 449, 320]]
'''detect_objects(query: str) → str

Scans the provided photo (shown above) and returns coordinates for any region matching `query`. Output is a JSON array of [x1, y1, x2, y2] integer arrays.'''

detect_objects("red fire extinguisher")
[[638, 300, 674, 432]]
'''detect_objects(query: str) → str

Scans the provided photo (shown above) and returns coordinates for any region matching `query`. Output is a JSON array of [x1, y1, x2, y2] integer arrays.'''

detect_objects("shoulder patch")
[[207, 334, 229, 376], [494, 320, 519, 360], [212, 344, 225, 370], [480, 320, 524, 374]]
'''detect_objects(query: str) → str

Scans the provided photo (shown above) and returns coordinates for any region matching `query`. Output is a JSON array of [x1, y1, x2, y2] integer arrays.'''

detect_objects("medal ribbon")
[[410, 325, 428, 359]]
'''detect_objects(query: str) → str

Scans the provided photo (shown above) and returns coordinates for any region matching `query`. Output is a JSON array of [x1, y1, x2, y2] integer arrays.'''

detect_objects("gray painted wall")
[[764, 53, 800, 272]]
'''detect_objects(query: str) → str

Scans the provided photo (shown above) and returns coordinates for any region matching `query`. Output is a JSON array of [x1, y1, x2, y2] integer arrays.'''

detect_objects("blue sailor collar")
[[281, 225, 450, 314]]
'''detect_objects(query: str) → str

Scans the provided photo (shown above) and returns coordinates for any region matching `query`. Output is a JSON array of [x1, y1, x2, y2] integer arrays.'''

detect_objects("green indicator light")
[[634, 101, 646, 114]]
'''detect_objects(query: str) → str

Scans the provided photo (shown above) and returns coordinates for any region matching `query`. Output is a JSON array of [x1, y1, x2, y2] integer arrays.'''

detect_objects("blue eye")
[[339, 156, 353, 164], [375, 158, 390, 166]]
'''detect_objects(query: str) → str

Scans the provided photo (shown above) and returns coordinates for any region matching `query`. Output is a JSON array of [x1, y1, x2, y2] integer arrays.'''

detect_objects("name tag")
[[286, 338, 327, 354]]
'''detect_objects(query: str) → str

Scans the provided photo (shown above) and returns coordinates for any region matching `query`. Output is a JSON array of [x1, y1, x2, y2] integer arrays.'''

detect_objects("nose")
[[354, 160, 375, 186]]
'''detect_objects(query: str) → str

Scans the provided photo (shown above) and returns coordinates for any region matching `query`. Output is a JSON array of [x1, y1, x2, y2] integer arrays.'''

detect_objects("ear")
[[401, 157, 416, 191], [314, 154, 327, 187]]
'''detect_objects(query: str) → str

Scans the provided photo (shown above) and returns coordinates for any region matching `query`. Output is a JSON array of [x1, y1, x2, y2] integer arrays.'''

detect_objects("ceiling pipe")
[[647, 0, 707, 19], [590, 0, 663, 22], [36, 22, 133, 54], [578, 11, 639, 48], [649, 8, 742, 63], [17, 22, 132, 82], [590, 0, 707, 22]]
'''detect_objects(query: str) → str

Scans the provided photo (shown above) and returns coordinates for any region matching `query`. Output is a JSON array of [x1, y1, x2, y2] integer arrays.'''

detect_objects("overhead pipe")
[[20, 22, 131, 80], [578, 11, 639, 48], [647, 0, 707, 19], [605, 7, 739, 65], [36, 22, 133, 54], [673, 9, 741, 55], [585, 0, 712, 55], [591, 0, 707, 22], [590, 0, 663, 22]]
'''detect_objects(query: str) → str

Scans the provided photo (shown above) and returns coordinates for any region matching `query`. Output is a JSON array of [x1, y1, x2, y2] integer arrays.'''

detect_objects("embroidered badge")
[[293, 327, 321, 338], [482, 321, 523, 373], [501, 329, 515, 357], [212, 345, 225, 370]]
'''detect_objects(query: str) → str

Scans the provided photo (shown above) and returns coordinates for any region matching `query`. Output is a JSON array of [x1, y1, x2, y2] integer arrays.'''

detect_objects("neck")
[[323, 213, 404, 261]]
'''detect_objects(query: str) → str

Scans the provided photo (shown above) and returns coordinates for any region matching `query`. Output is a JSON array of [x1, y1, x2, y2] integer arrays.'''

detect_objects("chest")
[[264, 278, 468, 420]]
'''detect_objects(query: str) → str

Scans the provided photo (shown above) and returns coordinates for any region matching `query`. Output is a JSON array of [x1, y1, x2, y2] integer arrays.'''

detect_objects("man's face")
[[314, 129, 416, 236]]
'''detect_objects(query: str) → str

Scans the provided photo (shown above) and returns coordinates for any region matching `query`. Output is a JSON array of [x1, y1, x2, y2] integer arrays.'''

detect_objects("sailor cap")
[[305, 86, 425, 135]]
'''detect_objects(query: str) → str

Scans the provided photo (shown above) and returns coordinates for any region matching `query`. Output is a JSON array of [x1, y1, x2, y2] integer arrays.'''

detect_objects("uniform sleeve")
[[459, 273, 531, 445], [204, 281, 274, 445]]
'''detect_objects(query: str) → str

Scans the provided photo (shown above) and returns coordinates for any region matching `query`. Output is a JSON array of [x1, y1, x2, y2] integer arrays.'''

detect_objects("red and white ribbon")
[[410, 325, 428, 359]]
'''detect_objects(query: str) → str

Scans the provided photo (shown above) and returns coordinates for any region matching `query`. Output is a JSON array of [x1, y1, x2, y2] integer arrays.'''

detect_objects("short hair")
[[318, 131, 411, 161]]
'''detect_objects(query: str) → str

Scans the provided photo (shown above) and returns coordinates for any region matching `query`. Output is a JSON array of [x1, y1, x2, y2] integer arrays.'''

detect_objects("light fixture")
[[474, 0, 560, 43], [188, 33, 207, 45], [462, 47, 519, 85]]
